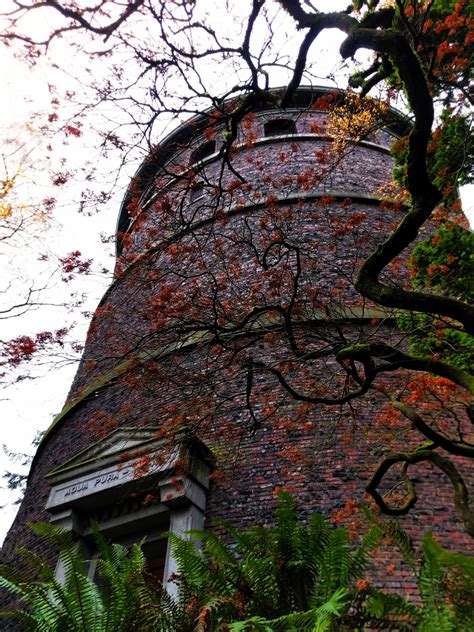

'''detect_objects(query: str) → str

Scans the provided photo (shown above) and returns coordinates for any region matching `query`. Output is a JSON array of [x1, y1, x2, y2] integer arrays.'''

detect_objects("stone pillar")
[[163, 504, 205, 598]]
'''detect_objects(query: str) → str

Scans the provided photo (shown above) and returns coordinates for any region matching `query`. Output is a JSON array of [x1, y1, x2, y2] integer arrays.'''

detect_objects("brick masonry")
[[2, 88, 472, 609]]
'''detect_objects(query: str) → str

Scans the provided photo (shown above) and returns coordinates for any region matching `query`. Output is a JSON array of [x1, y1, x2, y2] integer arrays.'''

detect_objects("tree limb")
[[367, 449, 474, 537]]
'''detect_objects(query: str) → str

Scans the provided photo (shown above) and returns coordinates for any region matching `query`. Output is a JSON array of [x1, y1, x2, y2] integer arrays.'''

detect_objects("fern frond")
[[28, 521, 75, 551], [350, 525, 382, 580], [311, 588, 350, 632], [189, 528, 238, 567], [0, 574, 31, 600], [228, 615, 276, 631], [363, 589, 419, 629], [316, 529, 352, 601], [422, 532, 474, 576], [361, 509, 417, 570], [417, 604, 456, 632], [15, 547, 55, 582], [230, 588, 350, 632], [307, 512, 330, 573], [0, 608, 44, 631], [168, 531, 213, 593]]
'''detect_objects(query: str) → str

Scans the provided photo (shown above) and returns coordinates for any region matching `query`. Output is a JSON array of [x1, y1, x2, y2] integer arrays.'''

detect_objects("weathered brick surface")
[[2, 90, 472, 617]]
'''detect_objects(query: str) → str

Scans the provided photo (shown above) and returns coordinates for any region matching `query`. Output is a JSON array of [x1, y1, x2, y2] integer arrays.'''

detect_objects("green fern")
[[362, 511, 474, 630], [363, 589, 420, 631], [362, 506, 417, 570], [168, 492, 385, 630], [228, 588, 349, 631], [4, 497, 470, 632], [1, 522, 156, 632]]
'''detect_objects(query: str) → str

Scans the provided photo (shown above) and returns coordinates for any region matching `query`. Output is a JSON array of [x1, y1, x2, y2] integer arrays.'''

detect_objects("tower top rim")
[[115, 84, 411, 252]]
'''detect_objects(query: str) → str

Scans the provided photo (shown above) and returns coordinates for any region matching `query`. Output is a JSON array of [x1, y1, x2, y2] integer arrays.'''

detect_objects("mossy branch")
[[367, 449, 474, 537], [336, 343, 474, 394]]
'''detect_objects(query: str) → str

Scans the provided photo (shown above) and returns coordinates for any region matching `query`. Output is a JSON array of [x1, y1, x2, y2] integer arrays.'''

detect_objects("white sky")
[[0, 33, 118, 537], [0, 0, 472, 544]]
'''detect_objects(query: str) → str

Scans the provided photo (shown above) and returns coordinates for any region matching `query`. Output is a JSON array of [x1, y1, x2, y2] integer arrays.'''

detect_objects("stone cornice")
[[45, 428, 213, 516]]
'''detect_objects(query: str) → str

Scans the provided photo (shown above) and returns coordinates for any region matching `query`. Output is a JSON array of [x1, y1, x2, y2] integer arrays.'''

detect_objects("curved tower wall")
[[3, 88, 472, 593]]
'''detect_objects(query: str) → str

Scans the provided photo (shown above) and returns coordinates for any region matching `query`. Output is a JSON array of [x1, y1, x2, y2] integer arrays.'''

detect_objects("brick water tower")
[[2, 86, 472, 593]]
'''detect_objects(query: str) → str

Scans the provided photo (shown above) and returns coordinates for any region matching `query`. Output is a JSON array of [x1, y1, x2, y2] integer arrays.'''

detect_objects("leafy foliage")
[[411, 224, 473, 303], [427, 114, 473, 198], [366, 510, 474, 631], [2, 497, 474, 630], [0, 521, 188, 632], [1, 0, 474, 570], [396, 224, 474, 371], [160, 493, 434, 630]]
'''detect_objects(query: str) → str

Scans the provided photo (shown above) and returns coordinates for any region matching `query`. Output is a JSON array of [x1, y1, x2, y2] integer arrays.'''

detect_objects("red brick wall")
[[3, 94, 472, 605]]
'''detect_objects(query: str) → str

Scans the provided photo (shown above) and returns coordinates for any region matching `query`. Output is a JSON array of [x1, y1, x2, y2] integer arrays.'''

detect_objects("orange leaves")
[[120, 402, 133, 415], [265, 194, 278, 210], [418, 0, 472, 100], [245, 133, 257, 149], [436, 41, 462, 63], [296, 167, 318, 191], [59, 250, 92, 281], [327, 92, 385, 151], [203, 125, 215, 141], [1, 328, 69, 368], [356, 579, 370, 591], [64, 124, 81, 137], [86, 410, 117, 439], [215, 206, 229, 225], [276, 445, 303, 464], [433, 1, 470, 35], [332, 499, 360, 540], [373, 372, 471, 452], [227, 179, 242, 194], [1, 336, 37, 366], [317, 195, 336, 206], [310, 91, 338, 112], [404, 375, 465, 410], [142, 493, 154, 507], [307, 287, 325, 308], [310, 120, 324, 134], [133, 454, 152, 478], [347, 210, 367, 226], [200, 296, 215, 307], [327, 209, 367, 238], [426, 263, 449, 277], [430, 232, 442, 247]]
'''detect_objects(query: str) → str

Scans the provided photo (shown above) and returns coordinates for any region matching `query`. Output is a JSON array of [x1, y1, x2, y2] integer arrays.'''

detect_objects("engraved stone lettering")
[[94, 471, 120, 487], [64, 482, 88, 497]]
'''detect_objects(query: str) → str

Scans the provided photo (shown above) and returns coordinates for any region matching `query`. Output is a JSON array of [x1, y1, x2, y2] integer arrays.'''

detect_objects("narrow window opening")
[[264, 119, 297, 137], [190, 182, 205, 202], [189, 140, 216, 165], [143, 539, 168, 584], [86, 528, 169, 587]]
